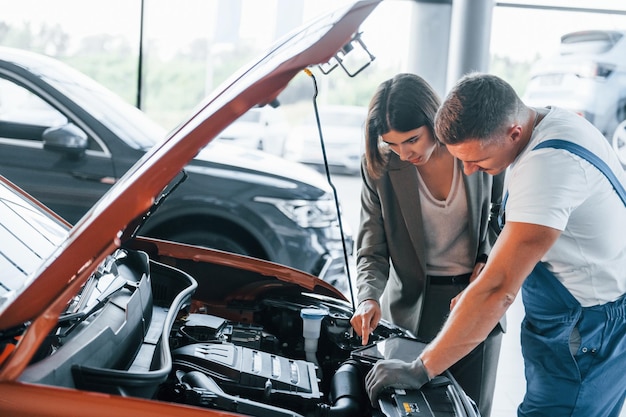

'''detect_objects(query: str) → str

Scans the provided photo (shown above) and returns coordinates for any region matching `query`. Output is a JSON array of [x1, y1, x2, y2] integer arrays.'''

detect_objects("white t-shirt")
[[417, 161, 473, 276], [505, 107, 626, 306]]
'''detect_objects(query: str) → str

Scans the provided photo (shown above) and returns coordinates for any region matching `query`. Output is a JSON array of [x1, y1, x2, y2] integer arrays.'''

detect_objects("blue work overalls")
[[499, 140, 626, 417]]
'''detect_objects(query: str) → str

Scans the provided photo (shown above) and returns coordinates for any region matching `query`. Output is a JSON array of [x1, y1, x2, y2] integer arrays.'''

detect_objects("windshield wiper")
[[0, 323, 27, 345], [58, 273, 132, 337]]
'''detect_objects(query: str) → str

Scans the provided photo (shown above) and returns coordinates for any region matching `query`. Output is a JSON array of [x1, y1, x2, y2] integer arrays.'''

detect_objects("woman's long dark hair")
[[365, 73, 441, 178]]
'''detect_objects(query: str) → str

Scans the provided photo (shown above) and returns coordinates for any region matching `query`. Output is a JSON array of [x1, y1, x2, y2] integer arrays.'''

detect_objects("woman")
[[350, 73, 503, 417]]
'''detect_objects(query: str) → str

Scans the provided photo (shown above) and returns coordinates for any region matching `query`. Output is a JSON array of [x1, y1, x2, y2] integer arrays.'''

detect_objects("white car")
[[215, 105, 289, 156], [523, 29, 626, 165], [284, 105, 367, 175]]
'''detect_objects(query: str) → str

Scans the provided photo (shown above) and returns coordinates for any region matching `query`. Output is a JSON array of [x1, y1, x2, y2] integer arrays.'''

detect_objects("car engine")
[[19, 247, 413, 417]]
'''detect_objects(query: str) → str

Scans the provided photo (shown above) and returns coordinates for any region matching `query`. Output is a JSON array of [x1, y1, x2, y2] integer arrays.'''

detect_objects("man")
[[364, 73, 626, 417]]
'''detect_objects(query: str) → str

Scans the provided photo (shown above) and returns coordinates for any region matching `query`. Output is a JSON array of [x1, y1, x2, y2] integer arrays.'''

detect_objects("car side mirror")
[[43, 123, 88, 158]]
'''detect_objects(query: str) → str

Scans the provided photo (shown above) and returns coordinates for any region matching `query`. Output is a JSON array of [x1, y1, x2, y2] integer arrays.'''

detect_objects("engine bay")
[[18, 247, 413, 417], [163, 285, 408, 417]]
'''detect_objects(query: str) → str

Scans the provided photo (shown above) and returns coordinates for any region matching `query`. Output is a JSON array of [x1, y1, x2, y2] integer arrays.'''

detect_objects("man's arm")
[[420, 221, 561, 378]]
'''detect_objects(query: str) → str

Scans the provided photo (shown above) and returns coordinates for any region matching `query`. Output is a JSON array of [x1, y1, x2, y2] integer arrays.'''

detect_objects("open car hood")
[[0, 0, 381, 330]]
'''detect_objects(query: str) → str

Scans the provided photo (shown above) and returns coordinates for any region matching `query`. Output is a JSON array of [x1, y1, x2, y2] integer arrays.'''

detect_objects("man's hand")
[[350, 299, 381, 345], [365, 357, 431, 407]]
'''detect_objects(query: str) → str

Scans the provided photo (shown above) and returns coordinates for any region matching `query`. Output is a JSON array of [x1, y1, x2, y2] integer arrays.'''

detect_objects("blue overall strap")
[[533, 139, 626, 206], [497, 192, 508, 231]]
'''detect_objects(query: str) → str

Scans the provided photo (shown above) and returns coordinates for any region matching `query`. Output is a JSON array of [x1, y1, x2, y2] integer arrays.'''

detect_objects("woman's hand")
[[470, 261, 486, 282], [350, 299, 381, 345]]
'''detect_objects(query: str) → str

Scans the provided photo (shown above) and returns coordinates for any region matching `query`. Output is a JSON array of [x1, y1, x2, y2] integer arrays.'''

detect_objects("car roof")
[[0, 0, 381, 330]]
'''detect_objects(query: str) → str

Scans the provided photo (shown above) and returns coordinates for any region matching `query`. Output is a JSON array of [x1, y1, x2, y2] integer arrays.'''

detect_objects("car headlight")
[[254, 194, 338, 228]]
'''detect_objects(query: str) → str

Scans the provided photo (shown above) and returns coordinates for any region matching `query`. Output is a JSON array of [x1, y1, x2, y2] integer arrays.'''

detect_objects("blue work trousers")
[[518, 263, 626, 417]]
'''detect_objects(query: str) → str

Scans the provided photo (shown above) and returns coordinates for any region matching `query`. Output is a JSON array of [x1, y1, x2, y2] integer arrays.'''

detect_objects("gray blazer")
[[355, 152, 502, 336]]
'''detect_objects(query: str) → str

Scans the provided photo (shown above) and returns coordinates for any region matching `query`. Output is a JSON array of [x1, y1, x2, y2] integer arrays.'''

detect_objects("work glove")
[[365, 357, 431, 407]]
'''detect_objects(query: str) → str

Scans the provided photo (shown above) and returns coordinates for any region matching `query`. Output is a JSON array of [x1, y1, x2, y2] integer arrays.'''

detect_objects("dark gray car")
[[0, 46, 352, 291]]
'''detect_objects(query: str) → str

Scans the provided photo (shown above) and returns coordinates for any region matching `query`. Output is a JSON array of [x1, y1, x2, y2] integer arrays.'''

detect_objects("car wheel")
[[168, 229, 253, 256], [611, 120, 626, 167]]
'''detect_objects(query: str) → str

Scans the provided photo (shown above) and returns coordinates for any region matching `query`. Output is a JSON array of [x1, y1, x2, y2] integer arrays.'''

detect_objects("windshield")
[[0, 181, 68, 307]]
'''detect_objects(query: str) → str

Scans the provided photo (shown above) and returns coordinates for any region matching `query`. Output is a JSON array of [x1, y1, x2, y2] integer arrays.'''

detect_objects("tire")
[[167, 229, 253, 257], [611, 119, 626, 167]]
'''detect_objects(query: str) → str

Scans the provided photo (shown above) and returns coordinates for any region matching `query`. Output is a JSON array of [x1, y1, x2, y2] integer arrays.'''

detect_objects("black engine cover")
[[172, 342, 321, 401]]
